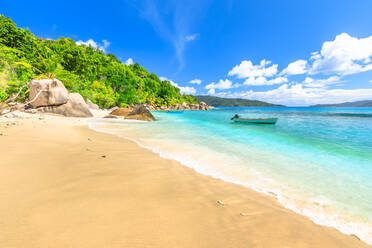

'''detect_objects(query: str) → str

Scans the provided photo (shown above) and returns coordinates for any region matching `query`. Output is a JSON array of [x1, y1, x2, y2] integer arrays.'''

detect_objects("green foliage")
[[0, 15, 196, 107], [0, 88, 7, 102], [196, 95, 283, 107]]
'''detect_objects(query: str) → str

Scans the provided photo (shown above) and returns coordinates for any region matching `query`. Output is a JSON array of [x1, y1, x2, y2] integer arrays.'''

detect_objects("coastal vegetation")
[[0, 15, 196, 108], [196, 95, 283, 107]]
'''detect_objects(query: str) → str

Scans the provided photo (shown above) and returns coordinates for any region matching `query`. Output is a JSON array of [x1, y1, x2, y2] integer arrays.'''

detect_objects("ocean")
[[89, 107, 372, 244]]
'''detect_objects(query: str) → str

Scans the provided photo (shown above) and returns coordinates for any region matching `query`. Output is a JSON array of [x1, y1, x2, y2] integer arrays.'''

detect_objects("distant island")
[[311, 100, 372, 107], [196, 95, 283, 107]]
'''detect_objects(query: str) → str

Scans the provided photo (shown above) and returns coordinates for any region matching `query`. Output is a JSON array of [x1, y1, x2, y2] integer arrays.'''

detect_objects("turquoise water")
[[89, 107, 372, 244]]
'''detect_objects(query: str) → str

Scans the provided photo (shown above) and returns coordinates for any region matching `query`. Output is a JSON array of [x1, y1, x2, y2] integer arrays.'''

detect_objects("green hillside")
[[0, 15, 196, 108], [196, 95, 283, 107], [311, 100, 372, 107]]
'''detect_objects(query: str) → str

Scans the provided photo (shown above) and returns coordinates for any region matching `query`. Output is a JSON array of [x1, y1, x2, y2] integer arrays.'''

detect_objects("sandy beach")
[[0, 113, 369, 248]]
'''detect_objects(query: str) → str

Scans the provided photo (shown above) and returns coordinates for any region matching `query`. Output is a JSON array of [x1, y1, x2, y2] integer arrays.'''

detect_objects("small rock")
[[240, 212, 247, 216], [104, 115, 118, 119], [216, 200, 224, 206], [1, 109, 10, 115], [350, 234, 361, 240], [88, 138, 92, 141], [101, 155, 106, 158], [25, 109, 37, 114]]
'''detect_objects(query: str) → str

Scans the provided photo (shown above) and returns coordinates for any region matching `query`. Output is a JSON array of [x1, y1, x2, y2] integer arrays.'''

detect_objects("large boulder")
[[108, 106, 119, 112], [190, 104, 199, 110], [126, 104, 156, 121], [39, 93, 93, 117], [87, 99, 99, 110], [110, 107, 132, 117], [29, 79, 69, 107]]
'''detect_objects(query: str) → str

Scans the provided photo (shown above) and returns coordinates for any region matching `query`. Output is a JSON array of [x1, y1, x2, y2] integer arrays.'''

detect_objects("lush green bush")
[[0, 15, 197, 107], [0, 88, 7, 102]]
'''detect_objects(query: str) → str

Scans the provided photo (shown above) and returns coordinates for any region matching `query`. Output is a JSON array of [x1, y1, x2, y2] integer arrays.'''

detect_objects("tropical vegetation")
[[0, 15, 196, 108]]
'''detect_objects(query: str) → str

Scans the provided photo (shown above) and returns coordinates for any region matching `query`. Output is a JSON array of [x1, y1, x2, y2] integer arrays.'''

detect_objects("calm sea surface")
[[90, 107, 372, 244]]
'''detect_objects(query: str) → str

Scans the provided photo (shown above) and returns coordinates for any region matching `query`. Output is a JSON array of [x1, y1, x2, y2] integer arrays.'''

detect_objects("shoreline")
[[89, 117, 372, 245], [0, 113, 369, 247]]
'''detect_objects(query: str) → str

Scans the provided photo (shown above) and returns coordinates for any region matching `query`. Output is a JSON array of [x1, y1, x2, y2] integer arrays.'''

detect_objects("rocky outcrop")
[[38, 93, 93, 117], [166, 102, 212, 111], [87, 99, 99, 110], [28, 79, 69, 107], [108, 106, 119, 112], [110, 107, 132, 117], [122, 102, 212, 112], [126, 104, 156, 121], [24, 78, 94, 117], [199, 101, 209, 110]]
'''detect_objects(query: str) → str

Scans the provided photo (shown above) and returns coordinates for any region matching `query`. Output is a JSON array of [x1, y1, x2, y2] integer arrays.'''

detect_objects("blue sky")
[[2, 0, 372, 106]]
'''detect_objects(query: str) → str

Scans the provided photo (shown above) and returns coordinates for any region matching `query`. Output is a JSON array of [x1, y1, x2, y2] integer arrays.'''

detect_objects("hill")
[[311, 100, 372, 107], [0, 15, 196, 108], [196, 95, 283, 107]]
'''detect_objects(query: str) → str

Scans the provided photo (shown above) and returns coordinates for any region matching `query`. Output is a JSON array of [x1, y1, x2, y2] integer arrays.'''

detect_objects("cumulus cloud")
[[102, 40, 110, 49], [76, 39, 110, 52], [228, 59, 278, 78], [125, 58, 134, 65], [207, 88, 215, 95], [302, 76, 341, 88], [189, 78, 202, 84], [281, 59, 307, 75], [160, 76, 196, 95], [179, 86, 196, 94], [212, 33, 372, 105], [231, 83, 372, 106], [310, 33, 372, 75], [205, 79, 235, 90], [243, 76, 288, 86]]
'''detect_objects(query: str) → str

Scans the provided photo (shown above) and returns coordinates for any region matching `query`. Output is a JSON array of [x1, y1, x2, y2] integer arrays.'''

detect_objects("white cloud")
[[310, 33, 372, 75], [228, 59, 278, 78], [179, 86, 196, 94], [370, 80, 372, 83], [302, 76, 341, 88], [125, 58, 134, 66], [243, 76, 288, 86], [281, 59, 307, 75], [159, 76, 168, 81], [231, 83, 372, 106], [102, 40, 110, 49], [189, 78, 202, 84], [76, 39, 110, 52], [159, 76, 196, 95], [205, 79, 235, 90], [208, 89, 215, 95], [186, 34, 198, 41]]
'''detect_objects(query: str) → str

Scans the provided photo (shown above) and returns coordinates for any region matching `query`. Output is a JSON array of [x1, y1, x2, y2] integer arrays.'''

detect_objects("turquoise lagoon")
[[89, 107, 372, 244]]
